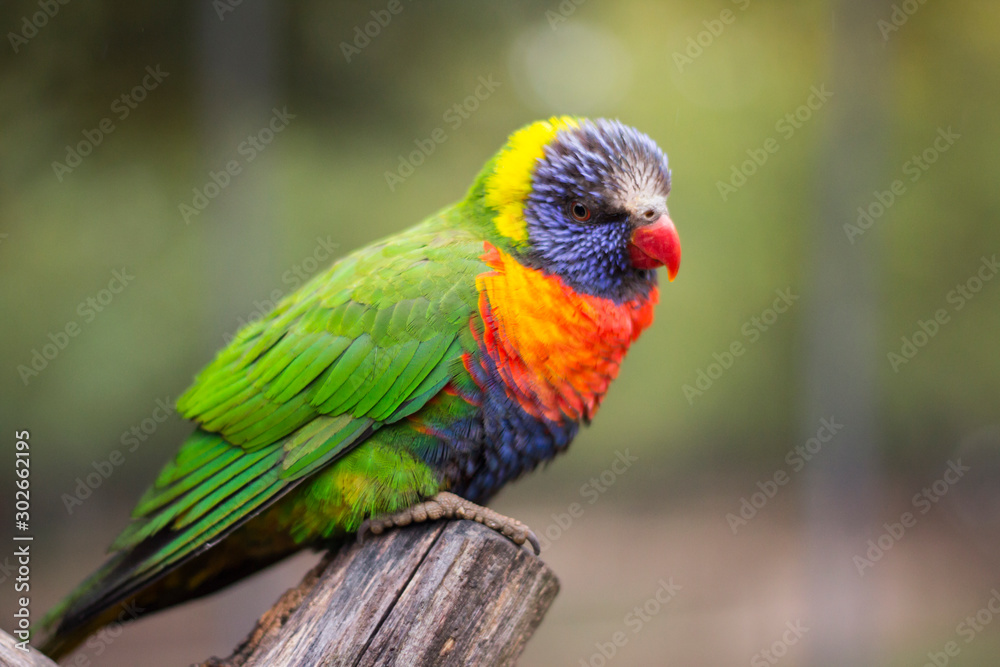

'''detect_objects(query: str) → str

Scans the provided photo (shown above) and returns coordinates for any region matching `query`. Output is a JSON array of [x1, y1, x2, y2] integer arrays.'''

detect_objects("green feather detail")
[[351, 338, 419, 416], [369, 335, 455, 421], [281, 416, 375, 478], [311, 334, 375, 408], [174, 450, 283, 529]]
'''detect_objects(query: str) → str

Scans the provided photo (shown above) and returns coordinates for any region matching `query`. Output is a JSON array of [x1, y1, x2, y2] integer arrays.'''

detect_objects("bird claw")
[[356, 517, 388, 545], [357, 492, 542, 555]]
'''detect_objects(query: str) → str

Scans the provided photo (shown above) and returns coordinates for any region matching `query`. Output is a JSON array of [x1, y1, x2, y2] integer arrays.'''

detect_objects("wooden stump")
[[204, 520, 559, 666]]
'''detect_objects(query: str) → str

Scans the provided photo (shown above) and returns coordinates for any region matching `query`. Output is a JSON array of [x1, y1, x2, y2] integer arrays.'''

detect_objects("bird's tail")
[[36, 529, 299, 662]]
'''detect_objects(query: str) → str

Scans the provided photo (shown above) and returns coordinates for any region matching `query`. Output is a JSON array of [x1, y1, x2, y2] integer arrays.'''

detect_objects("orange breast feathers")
[[474, 242, 658, 423]]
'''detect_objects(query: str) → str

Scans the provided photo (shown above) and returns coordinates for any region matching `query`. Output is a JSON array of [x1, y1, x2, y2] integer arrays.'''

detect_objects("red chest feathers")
[[473, 243, 657, 423]]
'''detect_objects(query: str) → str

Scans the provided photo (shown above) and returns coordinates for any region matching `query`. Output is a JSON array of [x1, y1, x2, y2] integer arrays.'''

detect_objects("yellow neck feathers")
[[484, 116, 579, 244]]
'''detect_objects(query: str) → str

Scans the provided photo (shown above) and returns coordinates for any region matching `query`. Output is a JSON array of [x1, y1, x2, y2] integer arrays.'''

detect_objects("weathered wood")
[[0, 630, 58, 667], [204, 520, 560, 667]]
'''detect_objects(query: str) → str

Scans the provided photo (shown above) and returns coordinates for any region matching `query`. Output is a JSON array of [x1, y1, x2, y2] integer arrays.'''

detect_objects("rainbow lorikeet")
[[39, 117, 681, 659]]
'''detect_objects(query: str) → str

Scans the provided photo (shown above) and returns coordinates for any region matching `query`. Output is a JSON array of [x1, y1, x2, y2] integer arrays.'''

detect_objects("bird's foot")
[[358, 491, 541, 555]]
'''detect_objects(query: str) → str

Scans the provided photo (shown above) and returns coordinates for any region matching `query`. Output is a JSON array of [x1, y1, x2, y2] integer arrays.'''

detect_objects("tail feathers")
[[35, 553, 128, 660], [37, 597, 139, 662], [37, 527, 299, 662]]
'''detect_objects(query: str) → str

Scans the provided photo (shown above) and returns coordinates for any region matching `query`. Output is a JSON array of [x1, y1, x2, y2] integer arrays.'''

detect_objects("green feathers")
[[40, 209, 487, 655], [122, 215, 484, 574], [177, 218, 480, 448]]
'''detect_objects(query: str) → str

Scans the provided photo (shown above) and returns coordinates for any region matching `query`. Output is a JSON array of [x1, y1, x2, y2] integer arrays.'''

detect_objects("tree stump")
[[204, 519, 559, 666]]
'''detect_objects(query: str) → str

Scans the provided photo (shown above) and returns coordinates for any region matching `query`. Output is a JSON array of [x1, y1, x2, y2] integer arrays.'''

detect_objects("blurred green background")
[[2, 0, 999, 665]]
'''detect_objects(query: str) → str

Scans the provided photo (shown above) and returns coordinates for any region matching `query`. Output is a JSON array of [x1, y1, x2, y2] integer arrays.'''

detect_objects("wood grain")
[[203, 520, 559, 667], [0, 630, 58, 667]]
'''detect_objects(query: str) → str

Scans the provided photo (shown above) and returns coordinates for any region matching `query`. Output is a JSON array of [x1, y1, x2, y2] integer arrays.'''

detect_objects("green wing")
[[178, 225, 482, 451], [49, 212, 486, 630]]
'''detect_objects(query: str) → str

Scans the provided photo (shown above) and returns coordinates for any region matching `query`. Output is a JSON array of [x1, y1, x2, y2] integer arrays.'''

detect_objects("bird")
[[38, 116, 681, 660]]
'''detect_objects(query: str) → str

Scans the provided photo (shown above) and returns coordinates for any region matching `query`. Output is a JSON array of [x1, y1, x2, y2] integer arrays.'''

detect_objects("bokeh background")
[[3, 0, 1000, 665]]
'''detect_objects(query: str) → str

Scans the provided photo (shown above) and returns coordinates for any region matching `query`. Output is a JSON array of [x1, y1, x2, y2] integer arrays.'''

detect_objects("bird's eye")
[[570, 202, 591, 222]]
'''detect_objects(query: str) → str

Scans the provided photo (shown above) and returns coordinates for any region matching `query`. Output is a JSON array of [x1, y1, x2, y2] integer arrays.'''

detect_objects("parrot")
[[38, 116, 681, 660]]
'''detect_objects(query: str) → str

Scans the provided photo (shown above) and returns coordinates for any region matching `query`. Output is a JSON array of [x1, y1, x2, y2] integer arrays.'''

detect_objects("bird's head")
[[472, 117, 680, 302]]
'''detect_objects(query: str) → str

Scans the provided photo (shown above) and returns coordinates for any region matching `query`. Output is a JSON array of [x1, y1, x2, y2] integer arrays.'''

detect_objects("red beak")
[[628, 214, 681, 281]]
